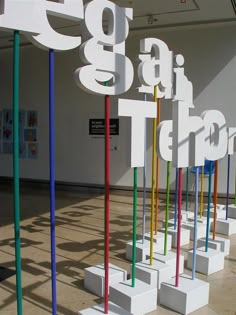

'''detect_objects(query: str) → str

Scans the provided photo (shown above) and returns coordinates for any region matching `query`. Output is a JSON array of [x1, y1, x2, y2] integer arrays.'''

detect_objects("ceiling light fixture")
[[180, 0, 187, 3]]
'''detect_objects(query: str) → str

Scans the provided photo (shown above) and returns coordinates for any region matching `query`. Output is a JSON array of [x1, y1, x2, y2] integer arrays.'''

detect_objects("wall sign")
[[89, 119, 119, 136]]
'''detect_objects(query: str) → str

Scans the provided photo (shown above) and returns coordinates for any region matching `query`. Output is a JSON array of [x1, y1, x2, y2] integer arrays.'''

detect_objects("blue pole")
[[192, 167, 199, 280], [205, 161, 213, 252], [142, 94, 147, 244], [174, 168, 178, 230], [226, 155, 231, 220], [49, 49, 57, 315]]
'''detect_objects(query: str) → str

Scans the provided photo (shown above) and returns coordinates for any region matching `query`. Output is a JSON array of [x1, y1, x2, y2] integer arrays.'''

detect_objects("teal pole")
[[132, 167, 138, 287], [13, 30, 23, 315]]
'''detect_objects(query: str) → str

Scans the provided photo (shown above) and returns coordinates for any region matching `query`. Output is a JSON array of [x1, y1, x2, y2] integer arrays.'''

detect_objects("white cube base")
[[84, 263, 127, 297], [197, 236, 230, 256], [187, 247, 224, 275], [182, 222, 206, 240], [188, 216, 209, 225], [126, 239, 156, 262], [152, 251, 184, 276], [109, 279, 157, 315], [160, 227, 190, 248], [160, 274, 209, 315], [78, 302, 131, 315], [228, 204, 236, 219], [169, 210, 194, 222], [215, 218, 236, 236], [205, 203, 225, 211], [144, 232, 172, 252], [203, 208, 226, 219], [135, 259, 172, 289]]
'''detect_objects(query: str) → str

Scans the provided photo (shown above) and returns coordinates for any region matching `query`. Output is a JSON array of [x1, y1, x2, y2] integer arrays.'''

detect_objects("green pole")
[[164, 161, 171, 255], [13, 30, 23, 315], [132, 167, 138, 287]]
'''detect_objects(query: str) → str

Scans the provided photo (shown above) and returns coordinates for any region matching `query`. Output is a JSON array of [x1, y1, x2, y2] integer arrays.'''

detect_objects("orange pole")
[[213, 160, 218, 240], [155, 99, 161, 234]]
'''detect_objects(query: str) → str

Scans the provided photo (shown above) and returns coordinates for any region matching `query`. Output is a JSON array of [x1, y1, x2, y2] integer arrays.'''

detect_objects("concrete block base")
[[160, 227, 190, 248], [228, 204, 236, 219], [197, 236, 230, 256], [207, 203, 225, 210], [215, 218, 236, 236], [169, 210, 194, 222], [84, 263, 127, 297], [187, 247, 224, 275], [78, 302, 131, 315], [109, 279, 157, 315], [160, 274, 209, 315], [126, 239, 156, 262], [135, 259, 172, 289], [152, 251, 184, 276], [144, 232, 172, 252], [182, 222, 206, 240], [203, 208, 226, 219]]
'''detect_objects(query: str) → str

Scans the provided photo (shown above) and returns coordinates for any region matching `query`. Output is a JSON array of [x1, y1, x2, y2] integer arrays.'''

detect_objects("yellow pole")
[[155, 99, 161, 234], [200, 166, 204, 218], [150, 86, 157, 265]]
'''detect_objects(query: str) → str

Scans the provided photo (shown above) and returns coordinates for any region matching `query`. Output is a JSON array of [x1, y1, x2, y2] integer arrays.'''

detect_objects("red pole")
[[104, 95, 110, 314], [175, 168, 182, 287]]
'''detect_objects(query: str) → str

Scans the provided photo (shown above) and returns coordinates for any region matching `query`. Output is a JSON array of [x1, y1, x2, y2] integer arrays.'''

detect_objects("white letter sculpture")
[[138, 38, 173, 98], [0, 0, 83, 51], [118, 99, 157, 167], [74, 0, 134, 95]]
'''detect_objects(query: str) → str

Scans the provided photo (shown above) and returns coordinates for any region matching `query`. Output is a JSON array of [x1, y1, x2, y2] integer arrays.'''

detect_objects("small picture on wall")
[[24, 128, 37, 142], [3, 142, 13, 154], [27, 111, 38, 127], [19, 143, 27, 159], [28, 143, 38, 159], [3, 109, 13, 126], [3, 126, 13, 141]]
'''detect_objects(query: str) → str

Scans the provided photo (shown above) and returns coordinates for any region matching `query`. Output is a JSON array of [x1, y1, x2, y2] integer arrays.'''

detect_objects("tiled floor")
[[0, 186, 235, 314]]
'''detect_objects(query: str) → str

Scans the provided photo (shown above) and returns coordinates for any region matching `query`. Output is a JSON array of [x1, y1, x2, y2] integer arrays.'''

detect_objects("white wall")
[[0, 23, 236, 194]]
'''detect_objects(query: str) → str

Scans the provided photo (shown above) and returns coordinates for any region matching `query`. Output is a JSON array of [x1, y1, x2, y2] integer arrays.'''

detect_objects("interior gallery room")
[[0, 0, 236, 314]]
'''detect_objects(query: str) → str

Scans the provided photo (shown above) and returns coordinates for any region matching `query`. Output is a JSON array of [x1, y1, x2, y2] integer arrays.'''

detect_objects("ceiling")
[[0, 0, 235, 49]]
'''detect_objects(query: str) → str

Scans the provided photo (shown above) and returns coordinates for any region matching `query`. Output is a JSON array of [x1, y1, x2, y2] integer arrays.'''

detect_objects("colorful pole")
[[175, 168, 182, 287], [200, 166, 204, 218], [132, 167, 138, 287], [13, 30, 23, 315], [212, 160, 218, 240], [49, 49, 57, 315], [174, 168, 178, 230], [150, 86, 157, 265], [186, 167, 189, 213], [192, 167, 199, 280], [142, 94, 147, 244], [155, 98, 161, 234], [226, 155, 231, 220], [205, 161, 213, 252], [164, 161, 171, 255], [104, 88, 110, 312]]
